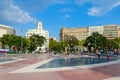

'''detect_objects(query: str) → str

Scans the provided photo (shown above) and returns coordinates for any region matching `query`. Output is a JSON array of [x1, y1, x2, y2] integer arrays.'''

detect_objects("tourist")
[[98, 51, 101, 59], [96, 50, 99, 55], [106, 54, 110, 61], [96, 50, 101, 59], [113, 49, 118, 56]]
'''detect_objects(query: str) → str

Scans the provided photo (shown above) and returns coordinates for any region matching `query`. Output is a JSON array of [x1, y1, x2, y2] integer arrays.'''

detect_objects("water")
[[36, 57, 118, 68], [0, 58, 16, 62]]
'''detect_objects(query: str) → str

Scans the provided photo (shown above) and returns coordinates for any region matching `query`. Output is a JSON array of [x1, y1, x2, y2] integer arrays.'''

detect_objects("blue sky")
[[0, 0, 120, 41]]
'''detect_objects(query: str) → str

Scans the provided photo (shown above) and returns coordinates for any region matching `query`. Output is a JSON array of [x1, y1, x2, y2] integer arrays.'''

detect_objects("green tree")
[[64, 35, 78, 52], [84, 32, 107, 52], [78, 40, 85, 49], [0, 34, 30, 53], [60, 40, 68, 52], [49, 39, 58, 51], [106, 39, 119, 50], [29, 34, 46, 52], [22, 37, 30, 52], [0, 34, 12, 49], [114, 37, 120, 48]]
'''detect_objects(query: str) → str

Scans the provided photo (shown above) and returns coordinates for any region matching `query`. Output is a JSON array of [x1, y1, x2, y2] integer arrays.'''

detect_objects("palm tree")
[[84, 32, 107, 52], [106, 39, 119, 50], [64, 35, 78, 52]]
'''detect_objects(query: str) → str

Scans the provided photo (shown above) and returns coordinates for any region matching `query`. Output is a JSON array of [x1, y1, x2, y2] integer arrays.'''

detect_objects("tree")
[[106, 39, 119, 50], [49, 39, 59, 51], [22, 37, 30, 52], [64, 35, 78, 52], [114, 37, 120, 48], [60, 40, 68, 52], [84, 32, 107, 52], [0, 34, 30, 53], [29, 34, 46, 52], [78, 40, 85, 49], [0, 34, 12, 49]]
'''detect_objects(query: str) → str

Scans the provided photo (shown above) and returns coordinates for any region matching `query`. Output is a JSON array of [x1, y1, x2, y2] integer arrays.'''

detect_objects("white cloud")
[[15, 0, 69, 12], [75, 0, 120, 16], [0, 0, 35, 24], [63, 14, 70, 20], [87, 7, 102, 16]]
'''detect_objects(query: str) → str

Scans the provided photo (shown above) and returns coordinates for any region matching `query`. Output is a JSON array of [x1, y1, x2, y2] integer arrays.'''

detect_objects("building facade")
[[103, 24, 119, 39], [0, 24, 15, 48], [26, 22, 49, 52], [88, 26, 104, 36], [60, 27, 88, 41], [60, 24, 120, 41], [0, 24, 15, 37]]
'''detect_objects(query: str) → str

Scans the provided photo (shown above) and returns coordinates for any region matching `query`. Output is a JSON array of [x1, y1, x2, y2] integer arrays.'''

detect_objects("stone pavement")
[[0, 55, 120, 80]]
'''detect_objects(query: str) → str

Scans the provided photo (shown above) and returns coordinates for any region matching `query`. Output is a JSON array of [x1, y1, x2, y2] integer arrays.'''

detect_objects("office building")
[[88, 26, 104, 36], [60, 27, 88, 41], [60, 24, 120, 41], [104, 24, 120, 39]]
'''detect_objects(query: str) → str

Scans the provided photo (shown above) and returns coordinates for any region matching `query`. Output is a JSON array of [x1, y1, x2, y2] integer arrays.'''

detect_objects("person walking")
[[96, 50, 101, 59], [106, 54, 110, 61], [98, 51, 101, 59]]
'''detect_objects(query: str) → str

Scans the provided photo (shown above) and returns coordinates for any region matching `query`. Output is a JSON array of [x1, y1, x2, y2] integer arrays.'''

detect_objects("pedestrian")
[[98, 51, 101, 59], [96, 50, 99, 55], [106, 54, 110, 61]]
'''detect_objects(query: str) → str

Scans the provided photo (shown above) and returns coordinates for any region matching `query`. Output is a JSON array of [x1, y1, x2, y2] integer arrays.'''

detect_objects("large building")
[[0, 24, 15, 48], [60, 27, 88, 41], [60, 24, 120, 41], [0, 24, 15, 37], [26, 22, 49, 52], [103, 24, 120, 39], [88, 26, 104, 36]]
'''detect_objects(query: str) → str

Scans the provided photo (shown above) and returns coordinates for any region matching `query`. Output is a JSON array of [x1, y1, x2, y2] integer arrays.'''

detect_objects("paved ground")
[[0, 55, 120, 80]]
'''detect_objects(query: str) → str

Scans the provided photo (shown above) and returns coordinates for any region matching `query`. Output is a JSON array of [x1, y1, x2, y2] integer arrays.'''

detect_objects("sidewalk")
[[0, 54, 120, 80]]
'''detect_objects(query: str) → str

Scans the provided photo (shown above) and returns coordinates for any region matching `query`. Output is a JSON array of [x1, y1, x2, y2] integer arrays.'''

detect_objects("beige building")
[[103, 24, 120, 39], [60, 24, 120, 42], [118, 26, 120, 37], [0, 24, 15, 37], [0, 24, 15, 48], [60, 27, 88, 41]]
